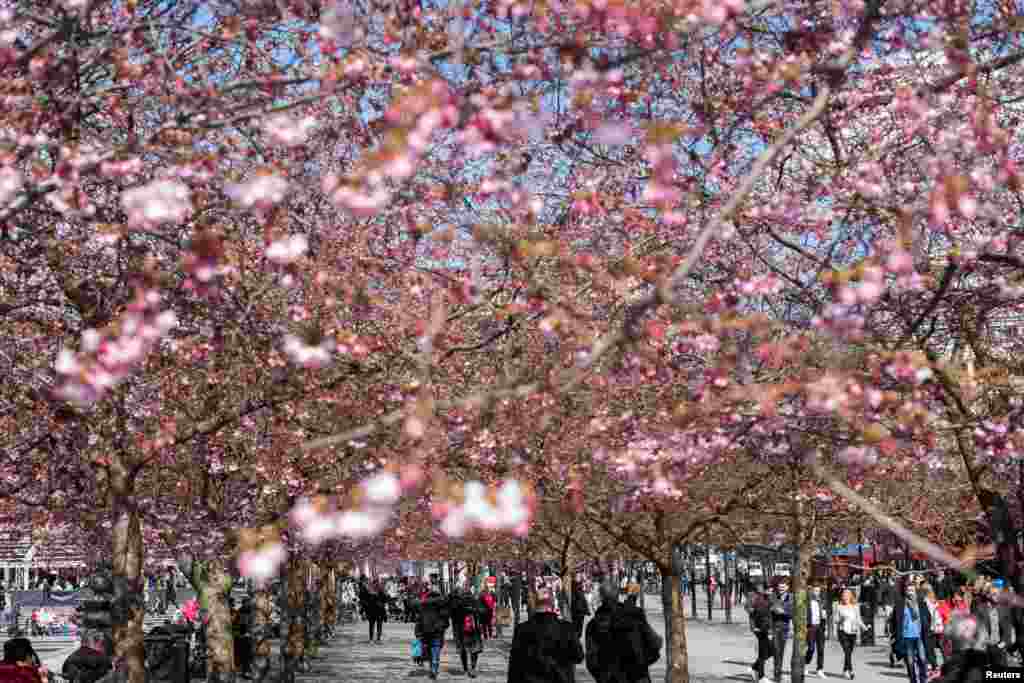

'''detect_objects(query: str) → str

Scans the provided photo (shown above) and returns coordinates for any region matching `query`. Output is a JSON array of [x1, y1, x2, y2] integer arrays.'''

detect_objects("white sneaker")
[[750, 668, 759, 682], [817, 670, 827, 679], [760, 678, 773, 683]]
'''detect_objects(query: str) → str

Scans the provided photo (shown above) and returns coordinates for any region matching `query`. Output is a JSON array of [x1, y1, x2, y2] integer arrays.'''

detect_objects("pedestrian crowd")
[[404, 575, 661, 683], [744, 572, 1024, 683]]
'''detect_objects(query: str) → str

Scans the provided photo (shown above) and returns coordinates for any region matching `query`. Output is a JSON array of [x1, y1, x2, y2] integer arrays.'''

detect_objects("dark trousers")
[[805, 624, 825, 671], [368, 616, 383, 641], [754, 633, 772, 680], [573, 616, 585, 640], [773, 622, 789, 681], [457, 641, 479, 672], [838, 632, 856, 673], [235, 636, 253, 674], [922, 630, 938, 668], [903, 637, 928, 683]]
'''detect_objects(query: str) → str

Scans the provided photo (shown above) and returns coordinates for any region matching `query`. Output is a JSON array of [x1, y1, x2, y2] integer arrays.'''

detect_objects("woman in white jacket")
[[835, 589, 868, 679]]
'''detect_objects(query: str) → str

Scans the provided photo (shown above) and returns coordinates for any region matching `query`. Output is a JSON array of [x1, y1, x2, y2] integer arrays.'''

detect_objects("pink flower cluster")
[[324, 80, 457, 216], [430, 479, 533, 537], [0, 165, 20, 206], [53, 289, 177, 407], [121, 179, 192, 226], [281, 333, 334, 368]]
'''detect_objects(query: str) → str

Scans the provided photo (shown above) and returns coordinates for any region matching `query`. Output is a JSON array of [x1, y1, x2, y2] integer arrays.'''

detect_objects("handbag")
[[411, 638, 423, 660], [497, 607, 513, 627]]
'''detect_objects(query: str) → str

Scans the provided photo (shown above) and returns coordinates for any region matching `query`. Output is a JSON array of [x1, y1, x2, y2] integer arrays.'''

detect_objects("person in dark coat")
[[62, 630, 113, 683], [749, 588, 774, 683], [585, 581, 662, 683], [449, 588, 485, 678], [366, 581, 387, 643], [510, 574, 523, 627], [570, 580, 590, 640], [508, 588, 583, 683], [164, 569, 177, 610], [416, 590, 450, 681]]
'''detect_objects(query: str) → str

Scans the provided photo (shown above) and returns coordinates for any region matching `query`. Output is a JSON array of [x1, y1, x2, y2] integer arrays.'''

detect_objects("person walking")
[[835, 589, 867, 680], [585, 581, 662, 683], [510, 573, 523, 628], [770, 580, 793, 683], [891, 581, 929, 683], [922, 586, 944, 674], [748, 588, 774, 683], [507, 588, 583, 683], [450, 587, 485, 678], [805, 586, 826, 678], [164, 569, 178, 610], [416, 589, 450, 681], [480, 585, 497, 640], [571, 579, 591, 640], [366, 581, 386, 643], [61, 630, 112, 683]]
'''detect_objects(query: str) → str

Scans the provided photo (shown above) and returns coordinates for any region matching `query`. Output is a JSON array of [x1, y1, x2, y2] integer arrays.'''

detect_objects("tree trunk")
[[662, 572, 690, 683], [192, 559, 235, 683], [323, 565, 337, 635], [251, 586, 273, 680], [306, 562, 321, 656], [282, 555, 306, 683], [110, 471, 145, 683]]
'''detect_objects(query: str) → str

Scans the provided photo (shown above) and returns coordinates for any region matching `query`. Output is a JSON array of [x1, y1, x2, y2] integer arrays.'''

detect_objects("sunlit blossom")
[[121, 180, 191, 225], [265, 234, 308, 265], [263, 114, 316, 147]]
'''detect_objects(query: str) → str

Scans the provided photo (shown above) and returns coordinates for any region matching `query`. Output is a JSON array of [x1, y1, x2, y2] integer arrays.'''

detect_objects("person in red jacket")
[[0, 637, 47, 683]]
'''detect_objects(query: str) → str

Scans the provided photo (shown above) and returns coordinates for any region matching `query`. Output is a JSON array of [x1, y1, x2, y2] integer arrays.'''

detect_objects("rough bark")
[[662, 572, 690, 683], [790, 496, 814, 683], [281, 555, 306, 683], [251, 587, 273, 680], [323, 564, 337, 634], [306, 561, 320, 656], [110, 464, 145, 683], [190, 559, 236, 683]]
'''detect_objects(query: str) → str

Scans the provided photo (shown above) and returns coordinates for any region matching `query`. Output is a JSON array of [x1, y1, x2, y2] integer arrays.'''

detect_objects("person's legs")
[[814, 624, 826, 671], [376, 617, 383, 641], [840, 633, 855, 675], [429, 637, 442, 678], [923, 631, 937, 669], [368, 618, 374, 641], [773, 623, 788, 682], [459, 643, 469, 671], [903, 638, 924, 683], [805, 626, 817, 665]]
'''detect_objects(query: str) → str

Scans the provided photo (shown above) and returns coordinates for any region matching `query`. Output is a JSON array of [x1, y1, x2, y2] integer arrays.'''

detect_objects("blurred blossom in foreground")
[[122, 180, 192, 225], [237, 542, 286, 583], [263, 114, 316, 147]]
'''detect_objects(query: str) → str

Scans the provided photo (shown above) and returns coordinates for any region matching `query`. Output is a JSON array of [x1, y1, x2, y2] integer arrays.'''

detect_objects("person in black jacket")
[[585, 581, 662, 683], [366, 580, 387, 643], [748, 589, 774, 683], [510, 574, 523, 627], [62, 630, 112, 683], [450, 588, 485, 678], [571, 580, 591, 640], [416, 590, 450, 681], [508, 588, 583, 683]]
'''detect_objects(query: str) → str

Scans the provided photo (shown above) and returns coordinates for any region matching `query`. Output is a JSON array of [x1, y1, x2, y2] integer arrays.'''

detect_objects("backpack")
[[463, 614, 476, 634]]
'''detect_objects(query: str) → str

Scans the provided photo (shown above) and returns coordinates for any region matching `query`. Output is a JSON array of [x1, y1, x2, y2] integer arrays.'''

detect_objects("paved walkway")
[[298, 602, 908, 683]]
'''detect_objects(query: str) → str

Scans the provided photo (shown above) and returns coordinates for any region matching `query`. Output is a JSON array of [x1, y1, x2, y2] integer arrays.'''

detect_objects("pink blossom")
[[263, 114, 316, 147], [0, 166, 21, 206], [265, 235, 308, 264], [335, 508, 390, 538], [362, 471, 400, 505], [237, 543, 287, 582], [593, 122, 634, 146], [226, 173, 289, 209], [282, 334, 333, 368], [121, 180, 191, 225]]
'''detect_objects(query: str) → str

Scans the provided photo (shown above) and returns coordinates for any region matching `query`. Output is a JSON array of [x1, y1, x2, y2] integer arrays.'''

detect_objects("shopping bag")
[[497, 607, 513, 627], [411, 638, 423, 659]]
